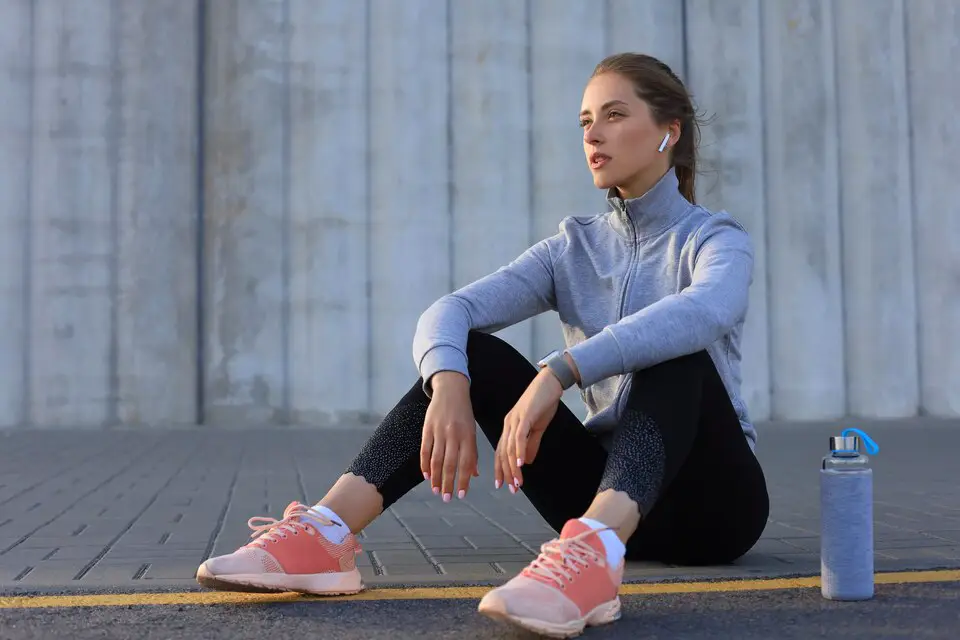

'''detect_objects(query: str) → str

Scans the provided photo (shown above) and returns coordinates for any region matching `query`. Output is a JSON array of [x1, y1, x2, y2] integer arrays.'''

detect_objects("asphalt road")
[[2, 581, 957, 639]]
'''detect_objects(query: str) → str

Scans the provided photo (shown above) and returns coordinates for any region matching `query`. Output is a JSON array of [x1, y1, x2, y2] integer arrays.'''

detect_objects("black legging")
[[346, 331, 770, 566]]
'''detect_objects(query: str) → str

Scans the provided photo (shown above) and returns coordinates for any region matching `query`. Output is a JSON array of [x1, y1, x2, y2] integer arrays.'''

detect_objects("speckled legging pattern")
[[344, 396, 428, 507], [341, 330, 769, 565], [597, 409, 666, 518]]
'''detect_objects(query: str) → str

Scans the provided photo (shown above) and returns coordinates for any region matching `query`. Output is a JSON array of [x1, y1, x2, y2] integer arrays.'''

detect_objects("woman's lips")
[[589, 152, 611, 169]]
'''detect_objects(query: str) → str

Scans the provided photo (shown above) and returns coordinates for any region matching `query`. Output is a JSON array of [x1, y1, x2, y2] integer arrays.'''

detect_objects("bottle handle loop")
[[841, 428, 880, 455]]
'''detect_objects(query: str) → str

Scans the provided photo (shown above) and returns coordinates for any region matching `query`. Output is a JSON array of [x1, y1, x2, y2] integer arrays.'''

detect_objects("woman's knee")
[[464, 331, 533, 377], [466, 330, 518, 357], [636, 349, 714, 382]]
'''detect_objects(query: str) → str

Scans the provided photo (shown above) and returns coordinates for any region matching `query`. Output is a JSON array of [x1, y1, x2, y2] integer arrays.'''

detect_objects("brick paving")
[[0, 419, 958, 590]]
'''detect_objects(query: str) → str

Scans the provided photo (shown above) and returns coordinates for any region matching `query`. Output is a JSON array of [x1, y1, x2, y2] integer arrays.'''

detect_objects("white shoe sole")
[[196, 564, 363, 596], [478, 596, 621, 638]]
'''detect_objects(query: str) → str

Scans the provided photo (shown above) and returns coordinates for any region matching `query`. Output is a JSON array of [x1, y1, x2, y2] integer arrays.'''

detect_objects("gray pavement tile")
[[405, 535, 472, 549], [29, 546, 108, 561], [142, 563, 204, 580], [923, 530, 960, 542], [75, 561, 155, 583], [434, 562, 503, 578], [459, 533, 527, 547], [357, 566, 379, 581], [0, 420, 958, 590], [875, 536, 957, 549], [377, 564, 442, 577], [0, 548, 58, 566], [431, 553, 536, 564], [745, 538, 810, 555], [13, 560, 93, 585], [355, 541, 421, 552], [772, 536, 820, 553], [370, 550, 435, 565]]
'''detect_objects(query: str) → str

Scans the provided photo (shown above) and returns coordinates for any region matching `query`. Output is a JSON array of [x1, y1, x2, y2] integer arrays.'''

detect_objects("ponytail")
[[675, 164, 696, 204]]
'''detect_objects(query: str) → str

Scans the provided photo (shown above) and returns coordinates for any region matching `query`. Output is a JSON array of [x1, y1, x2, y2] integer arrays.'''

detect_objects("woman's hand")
[[420, 372, 480, 501], [496, 367, 565, 493]]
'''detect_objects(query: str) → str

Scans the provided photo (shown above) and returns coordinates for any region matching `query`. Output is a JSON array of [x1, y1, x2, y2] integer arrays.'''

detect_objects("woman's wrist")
[[430, 371, 470, 395], [562, 352, 582, 385]]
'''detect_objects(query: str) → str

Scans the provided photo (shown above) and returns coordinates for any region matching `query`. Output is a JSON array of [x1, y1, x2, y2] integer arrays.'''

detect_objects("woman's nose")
[[583, 124, 602, 145]]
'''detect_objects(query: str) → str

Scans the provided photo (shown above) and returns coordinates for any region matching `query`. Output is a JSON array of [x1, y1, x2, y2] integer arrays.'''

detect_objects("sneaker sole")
[[478, 596, 621, 638], [196, 564, 363, 596]]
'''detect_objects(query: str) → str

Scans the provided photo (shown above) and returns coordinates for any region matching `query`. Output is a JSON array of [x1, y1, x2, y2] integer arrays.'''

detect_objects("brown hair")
[[591, 53, 701, 203]]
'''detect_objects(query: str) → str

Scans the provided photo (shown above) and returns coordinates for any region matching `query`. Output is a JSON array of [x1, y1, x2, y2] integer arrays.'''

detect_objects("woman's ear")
[[668, 120, 682, 149]]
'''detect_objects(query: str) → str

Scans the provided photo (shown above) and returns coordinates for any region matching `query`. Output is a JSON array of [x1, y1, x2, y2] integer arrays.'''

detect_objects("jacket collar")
[[606, 169, 691, 240]]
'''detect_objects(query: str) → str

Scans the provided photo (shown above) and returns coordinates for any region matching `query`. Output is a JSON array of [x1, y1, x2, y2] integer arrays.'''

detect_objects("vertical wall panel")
[[0, 1, 30, 426], [30, 0, 114, 426], [606, 0, 685, 78], [114, 0, 198, 425], [530, 0, 607, 417], [835, 0, 918, 417], [762, 0, 845, 419], [685, 0, 771, 421], [204, 1, 287, 424], [450, 0, 532, 356], [287, 1, 369, 425], [906, 1, 960, 417], [369, 0, 450, 414], [1, 1, 957, 429]]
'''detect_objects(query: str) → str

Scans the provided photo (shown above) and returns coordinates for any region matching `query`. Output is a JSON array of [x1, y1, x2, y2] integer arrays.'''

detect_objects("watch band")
[[540, 351, 577, 390]]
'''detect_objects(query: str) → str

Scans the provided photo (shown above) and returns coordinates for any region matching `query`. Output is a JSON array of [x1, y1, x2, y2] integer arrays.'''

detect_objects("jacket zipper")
[[615, 201, 638, 320]]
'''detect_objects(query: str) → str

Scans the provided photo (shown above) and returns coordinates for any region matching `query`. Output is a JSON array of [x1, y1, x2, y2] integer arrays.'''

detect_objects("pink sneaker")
[[196, 501, 363, 595], [478, 519, 623, 638]]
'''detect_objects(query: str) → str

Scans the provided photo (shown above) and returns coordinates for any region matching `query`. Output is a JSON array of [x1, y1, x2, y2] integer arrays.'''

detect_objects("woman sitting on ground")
[[195, 51, 770, 638]]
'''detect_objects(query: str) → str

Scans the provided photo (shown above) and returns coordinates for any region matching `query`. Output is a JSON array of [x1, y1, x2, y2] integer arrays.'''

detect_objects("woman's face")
[[579, 72, 677, 199]]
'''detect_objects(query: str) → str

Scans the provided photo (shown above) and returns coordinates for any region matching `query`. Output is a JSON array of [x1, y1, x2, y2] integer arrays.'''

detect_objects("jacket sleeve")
[[565, 215, 753, 388], [412, 233, 565, 395]]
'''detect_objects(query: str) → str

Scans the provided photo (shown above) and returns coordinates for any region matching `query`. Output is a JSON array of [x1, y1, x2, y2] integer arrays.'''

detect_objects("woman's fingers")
[[429, 431, 445, 496], [513, 419, 530, 469], [420, 427, 434, 483], [506, 425, 524, 491], [456, 436, 477, 499], [493, 438, 505, 489], [441, 437, 459, 501], [500, 445, 516, 494], [498, 415, 520, 493]]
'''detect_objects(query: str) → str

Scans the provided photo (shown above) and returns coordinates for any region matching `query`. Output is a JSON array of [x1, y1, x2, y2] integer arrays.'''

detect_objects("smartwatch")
[[537, 350, 578, 390]]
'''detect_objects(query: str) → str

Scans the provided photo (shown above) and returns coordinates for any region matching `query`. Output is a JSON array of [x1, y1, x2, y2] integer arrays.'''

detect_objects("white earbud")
[[658, 132, 670, 153]]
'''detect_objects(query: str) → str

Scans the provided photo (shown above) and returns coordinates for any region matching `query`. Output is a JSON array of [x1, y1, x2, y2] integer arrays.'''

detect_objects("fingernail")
[[432, 486, 439, 495], [517, 458, 523, 467], [494, 479, 501, 489], [508, 484, 516, 494], [443, 493, 451, 502], [423, 472, 429, 481], [514, 477, 520, 487], [458, 490, 465, 499]]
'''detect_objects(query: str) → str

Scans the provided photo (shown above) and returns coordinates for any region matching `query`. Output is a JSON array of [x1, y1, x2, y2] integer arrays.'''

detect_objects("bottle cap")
[[830, 435, 859, 452], [831, 428, 880, 455]]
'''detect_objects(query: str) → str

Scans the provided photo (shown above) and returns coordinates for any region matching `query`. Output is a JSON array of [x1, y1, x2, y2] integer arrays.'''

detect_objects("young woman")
[[196, 52, 770, 638]]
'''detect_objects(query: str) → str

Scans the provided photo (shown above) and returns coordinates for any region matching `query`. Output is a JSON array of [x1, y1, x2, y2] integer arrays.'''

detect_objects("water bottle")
[[819, 427, 880, 600]]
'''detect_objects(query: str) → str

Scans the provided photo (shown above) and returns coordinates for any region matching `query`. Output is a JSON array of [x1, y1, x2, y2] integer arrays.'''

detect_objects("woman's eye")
[[608, 111, 623, 120], [578, 119, 590, 128]]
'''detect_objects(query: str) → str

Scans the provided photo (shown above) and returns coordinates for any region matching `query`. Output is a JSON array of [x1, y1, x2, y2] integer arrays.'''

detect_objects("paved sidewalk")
[[1, 419, 958, 592]]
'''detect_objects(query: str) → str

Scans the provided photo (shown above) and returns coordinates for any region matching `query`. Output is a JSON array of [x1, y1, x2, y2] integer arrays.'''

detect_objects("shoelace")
[[525, 528, 607, 588], [246, 502, 332, 545]]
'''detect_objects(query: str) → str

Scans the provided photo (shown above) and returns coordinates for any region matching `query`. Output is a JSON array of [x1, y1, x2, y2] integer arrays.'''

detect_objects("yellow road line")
[[1, 569, 958, 609]]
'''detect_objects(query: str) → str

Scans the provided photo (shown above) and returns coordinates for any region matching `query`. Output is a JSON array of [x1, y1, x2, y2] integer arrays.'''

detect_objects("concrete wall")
[[1, 0, 957, 428]]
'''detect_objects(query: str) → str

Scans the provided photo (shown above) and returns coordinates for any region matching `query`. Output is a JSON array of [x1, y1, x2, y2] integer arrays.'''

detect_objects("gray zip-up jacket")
[[412, 168, 757, 450]]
